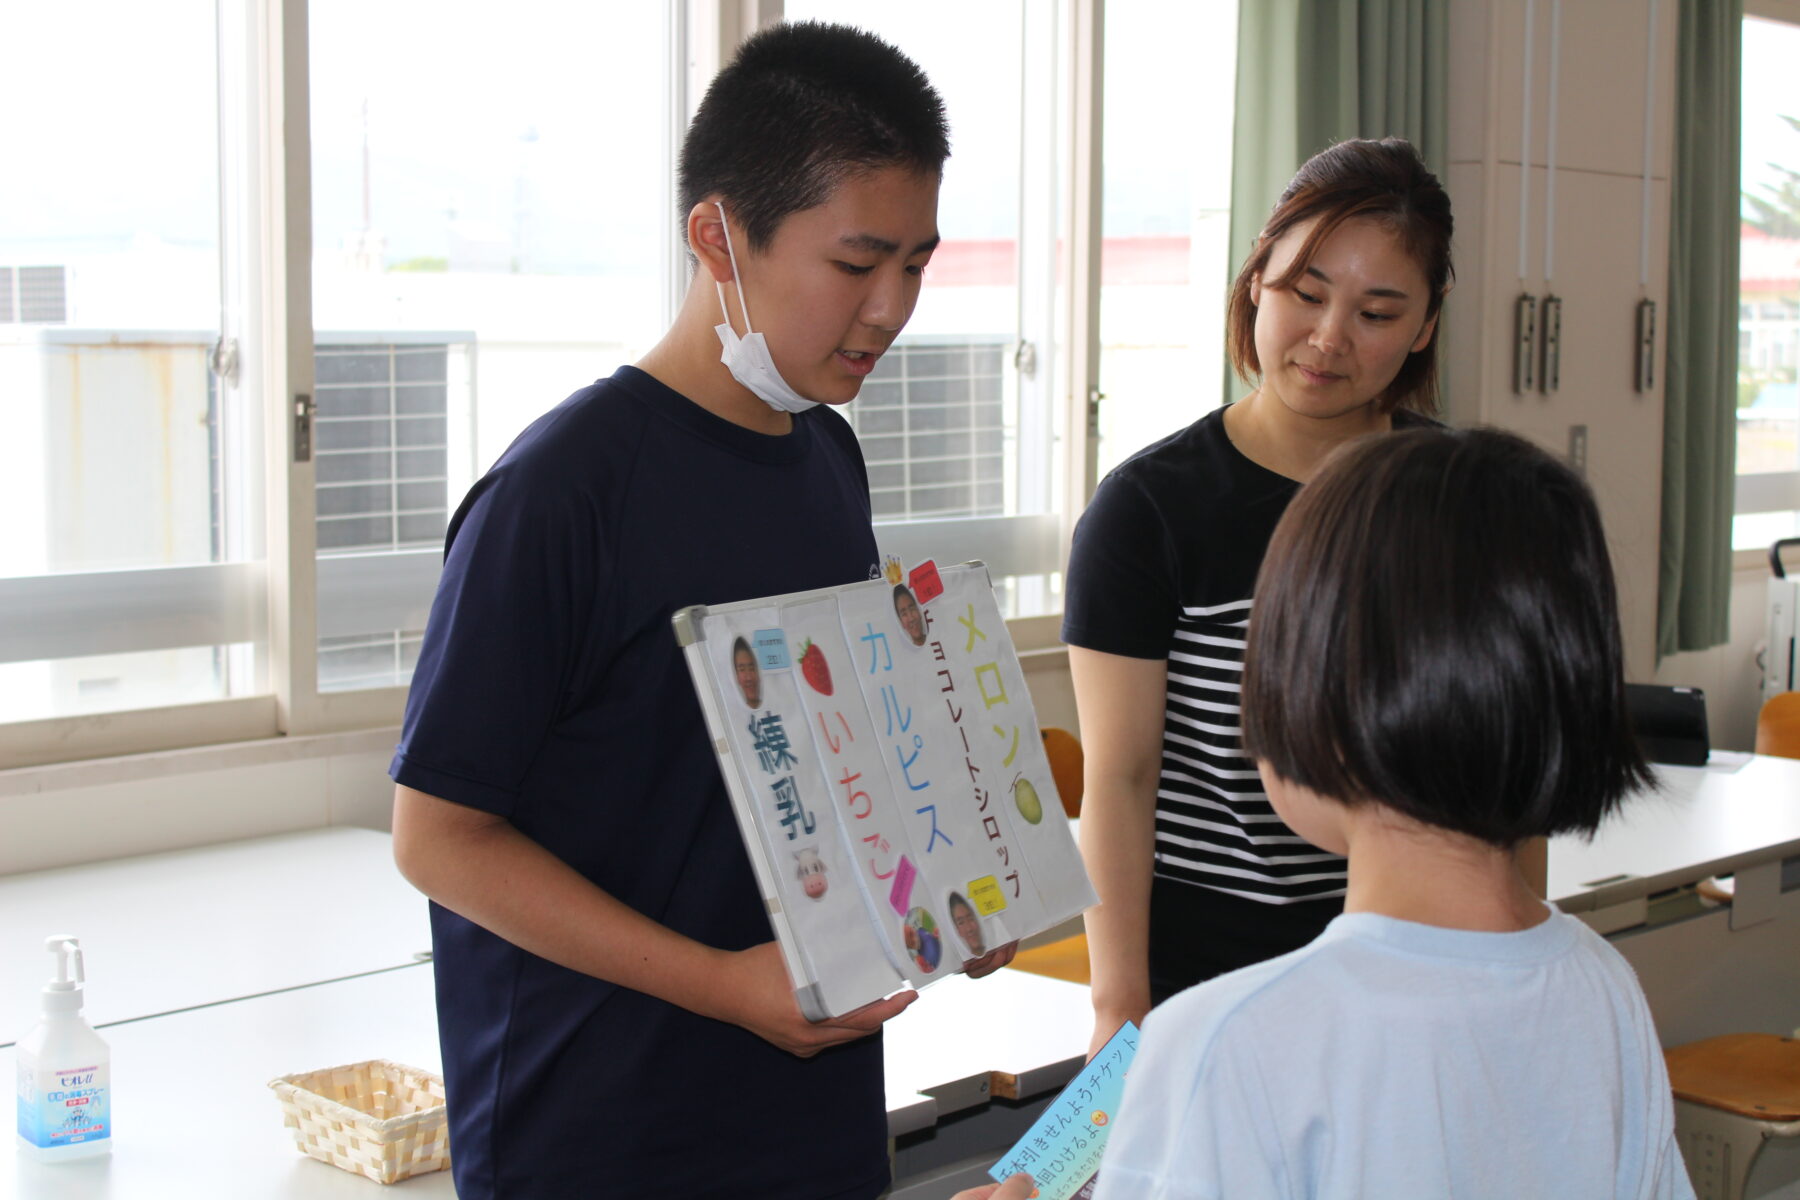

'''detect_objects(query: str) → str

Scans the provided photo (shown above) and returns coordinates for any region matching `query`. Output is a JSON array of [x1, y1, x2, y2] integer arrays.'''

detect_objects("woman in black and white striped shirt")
[[1063, 138, 1455, 1057]]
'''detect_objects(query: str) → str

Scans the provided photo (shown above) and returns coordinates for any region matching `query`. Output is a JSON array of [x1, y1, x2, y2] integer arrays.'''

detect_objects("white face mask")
[[712, 202, 819, 414]]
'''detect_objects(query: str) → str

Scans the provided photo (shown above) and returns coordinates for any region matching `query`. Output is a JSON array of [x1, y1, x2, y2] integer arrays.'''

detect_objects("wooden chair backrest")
[[1040, 726, 1084, 818], [1755, 691, 1800, 759]]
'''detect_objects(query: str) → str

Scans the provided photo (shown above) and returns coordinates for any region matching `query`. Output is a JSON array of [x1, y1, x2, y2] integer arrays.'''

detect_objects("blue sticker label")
[[753, 628, 790, 671], [17, 1063, 111, 1150]]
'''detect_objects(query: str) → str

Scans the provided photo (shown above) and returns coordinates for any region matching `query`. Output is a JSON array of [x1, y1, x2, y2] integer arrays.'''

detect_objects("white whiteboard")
[[674, 561, 1094, 1019]]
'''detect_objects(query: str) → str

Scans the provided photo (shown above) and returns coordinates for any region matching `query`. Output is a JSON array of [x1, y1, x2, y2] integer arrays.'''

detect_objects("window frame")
[[2, 0, 1105, 770]]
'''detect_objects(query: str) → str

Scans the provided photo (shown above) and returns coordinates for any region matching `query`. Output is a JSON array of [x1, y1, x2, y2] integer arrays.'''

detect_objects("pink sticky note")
[[888, 855, 918, 915]]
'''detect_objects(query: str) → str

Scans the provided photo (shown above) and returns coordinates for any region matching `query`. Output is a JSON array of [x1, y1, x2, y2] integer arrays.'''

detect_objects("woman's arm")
[[391, 784, 915, 1057], [1068, 646, 1169, 1058]]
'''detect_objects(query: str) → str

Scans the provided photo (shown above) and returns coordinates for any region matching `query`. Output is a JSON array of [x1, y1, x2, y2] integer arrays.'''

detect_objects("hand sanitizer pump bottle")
[[15, 936, 111, 1161]]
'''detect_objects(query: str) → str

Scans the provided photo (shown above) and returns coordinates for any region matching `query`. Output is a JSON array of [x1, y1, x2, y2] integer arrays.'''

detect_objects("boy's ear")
[[688, 200, 736, 284]]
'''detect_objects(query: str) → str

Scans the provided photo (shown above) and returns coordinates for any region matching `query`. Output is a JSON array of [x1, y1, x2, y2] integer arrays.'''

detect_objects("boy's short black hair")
[[678, 21, 949, 252], [1242, 426, 1652, 846]]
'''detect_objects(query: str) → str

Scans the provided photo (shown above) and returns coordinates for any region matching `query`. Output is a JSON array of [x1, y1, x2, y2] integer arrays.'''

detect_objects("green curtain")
[[1658, 0, 1742, 658], [1225, 0, 1448, 404]]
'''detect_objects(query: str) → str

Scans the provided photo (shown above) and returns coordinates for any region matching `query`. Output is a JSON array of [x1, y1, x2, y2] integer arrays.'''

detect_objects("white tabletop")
[[1547, 754, 1800, 910], [884, 968, 1094, 1133], [3, 964, 452, 1200], [1, 958, 1092, 1197], [1, 829, 433, 1047]]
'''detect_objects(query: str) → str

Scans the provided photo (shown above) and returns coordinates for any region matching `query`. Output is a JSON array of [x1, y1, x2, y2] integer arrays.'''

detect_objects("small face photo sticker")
[[948, 891, 985, 957], [893, 584, 926, 647], [732, 636, 761, 709]]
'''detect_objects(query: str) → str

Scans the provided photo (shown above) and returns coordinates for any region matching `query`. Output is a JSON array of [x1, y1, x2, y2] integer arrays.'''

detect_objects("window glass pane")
[[0, 4, 267, 721], [780, 5, 1027, 515], [1097, 1, 1238, 477], [1735, 14, 1800, 551], [779, 2, 1058, 615], [0, 648, 255, 725], [310, 2, 668, 689]]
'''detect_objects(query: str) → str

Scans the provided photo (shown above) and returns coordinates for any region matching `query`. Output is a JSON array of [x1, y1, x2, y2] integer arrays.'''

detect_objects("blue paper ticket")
[[988, 1021, 1139, 1200]]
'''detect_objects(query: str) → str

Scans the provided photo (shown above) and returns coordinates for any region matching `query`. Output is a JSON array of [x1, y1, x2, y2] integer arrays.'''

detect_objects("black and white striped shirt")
[[1155, 596, 1344, 903], [1065, 407, 1429, 904]]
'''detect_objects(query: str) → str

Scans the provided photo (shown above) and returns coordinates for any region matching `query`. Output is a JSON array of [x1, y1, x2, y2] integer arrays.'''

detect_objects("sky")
[[1743, 16, 1800, 213], [0, 4, 219, 255], [0, 2, 1231, 274], [18, 5, 1789, 271]]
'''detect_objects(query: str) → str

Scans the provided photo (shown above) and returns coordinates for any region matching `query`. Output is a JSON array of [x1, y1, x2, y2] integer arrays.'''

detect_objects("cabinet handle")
[[1514, 294, 1538, 394], [1540, 296, 1562, 394], [1634, 299, 1656, 393]]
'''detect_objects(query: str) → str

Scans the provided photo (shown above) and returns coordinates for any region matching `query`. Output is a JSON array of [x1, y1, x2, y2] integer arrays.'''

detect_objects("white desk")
[[4, 965, 452, 1200], [1549, 754, 1800, 919], [884, 969, 1093, 1135], [1544, 754, 1800, 1061], [0, 829, 433, 1047], [0, 960, 1091, 1198], [0, 830, 1093, 1198]]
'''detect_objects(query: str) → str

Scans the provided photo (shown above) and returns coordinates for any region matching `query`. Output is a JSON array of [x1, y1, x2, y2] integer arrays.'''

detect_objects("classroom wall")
[[0, 730, 397, 876], [1443, 0, 1678, 685], [1444, 2, 1777, 752], [0, 654, 1082, 877], [1020, 648, 1078, 737], [1655, 561, 1782, 752]]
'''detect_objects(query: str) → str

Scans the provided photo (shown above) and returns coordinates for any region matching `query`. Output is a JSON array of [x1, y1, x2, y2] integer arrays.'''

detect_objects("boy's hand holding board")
[[714, 941, 916, 1058]]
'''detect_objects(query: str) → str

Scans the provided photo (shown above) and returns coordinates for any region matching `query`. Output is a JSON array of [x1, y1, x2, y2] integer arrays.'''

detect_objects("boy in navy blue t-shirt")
[[390, 23, 1012, 1200]]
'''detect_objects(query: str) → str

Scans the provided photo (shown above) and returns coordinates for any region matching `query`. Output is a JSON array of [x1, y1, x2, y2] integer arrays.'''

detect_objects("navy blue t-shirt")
[[392, 366, 887, 1200]]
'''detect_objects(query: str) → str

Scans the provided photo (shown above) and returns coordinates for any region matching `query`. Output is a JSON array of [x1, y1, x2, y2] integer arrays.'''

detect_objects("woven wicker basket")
[[269, 1059, 450, 1185]]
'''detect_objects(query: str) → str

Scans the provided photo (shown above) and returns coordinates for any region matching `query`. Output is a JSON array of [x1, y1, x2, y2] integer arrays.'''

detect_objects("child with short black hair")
[[1091, 426, 1695, 1198]]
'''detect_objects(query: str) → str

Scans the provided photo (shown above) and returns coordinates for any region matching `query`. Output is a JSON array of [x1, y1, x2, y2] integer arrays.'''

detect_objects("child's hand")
[[951, 1172, 1035, 1199], [718, 941, 917, 1057], [964, 940, 1019, 979]]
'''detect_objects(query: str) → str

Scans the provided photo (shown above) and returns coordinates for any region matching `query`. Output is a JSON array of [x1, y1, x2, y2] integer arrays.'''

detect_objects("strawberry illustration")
[[798, 638, 833, 696]]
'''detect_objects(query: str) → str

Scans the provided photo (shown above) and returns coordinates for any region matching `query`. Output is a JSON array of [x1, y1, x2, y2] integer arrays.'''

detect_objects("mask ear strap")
[[714, 201, 754, 335]]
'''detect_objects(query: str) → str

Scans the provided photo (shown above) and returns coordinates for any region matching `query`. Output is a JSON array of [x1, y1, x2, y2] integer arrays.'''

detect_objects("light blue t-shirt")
[[1095, 909, 1695, 1200]]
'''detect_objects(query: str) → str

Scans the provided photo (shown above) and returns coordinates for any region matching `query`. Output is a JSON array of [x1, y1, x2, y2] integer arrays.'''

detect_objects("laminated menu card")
[[674, 559, 1095, 1020], [989, 1021, 1140, 1200]]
